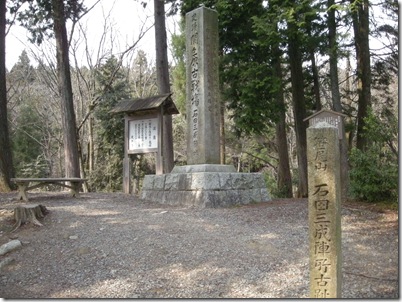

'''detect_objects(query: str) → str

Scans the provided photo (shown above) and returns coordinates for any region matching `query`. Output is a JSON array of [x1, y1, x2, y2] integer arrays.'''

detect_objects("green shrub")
[[349, 148, 398, 203], [349, 112, 398, 203]]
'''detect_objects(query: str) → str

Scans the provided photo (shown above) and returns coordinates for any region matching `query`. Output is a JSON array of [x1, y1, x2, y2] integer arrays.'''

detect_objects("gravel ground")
[[0, 192, 398, 299]]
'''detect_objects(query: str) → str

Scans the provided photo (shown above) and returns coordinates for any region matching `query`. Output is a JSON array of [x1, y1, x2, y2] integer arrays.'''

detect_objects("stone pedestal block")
[[141, 166, 271, 208]]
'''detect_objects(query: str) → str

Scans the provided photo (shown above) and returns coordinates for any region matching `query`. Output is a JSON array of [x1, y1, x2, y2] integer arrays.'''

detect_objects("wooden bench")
[[10, 178, 86, 201]]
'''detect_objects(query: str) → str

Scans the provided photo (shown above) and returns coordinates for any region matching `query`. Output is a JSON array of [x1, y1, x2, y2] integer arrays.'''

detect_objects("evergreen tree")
[[91, 56, 131, 191], [11, 103, 47, 177]]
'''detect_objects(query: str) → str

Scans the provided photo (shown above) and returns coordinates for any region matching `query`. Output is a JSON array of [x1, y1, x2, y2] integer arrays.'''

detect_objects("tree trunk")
[[310, 51, 321, 111], [220, 102, 226, 164], [0, 0, 14, 192], [345, 54, 355, 149], [154, 0, 174, 173], [272, 25, 292, 198], [328, 0, 349, 201], [306, 19, 321, 111], [52, 0, 81, 178], [12, 204, 49, 232], [351, 0, 371, 151], [288, 20, 308, 198], [328, 0, 341, 113], [88, 116, 94, 173], [275, 115, 293, 198], [77, 141, 88, 192]]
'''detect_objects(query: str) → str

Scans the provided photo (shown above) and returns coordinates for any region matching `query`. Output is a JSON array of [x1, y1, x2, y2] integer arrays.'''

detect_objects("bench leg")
[[70, 182, 81, 198], [16, 183, 29, 201]]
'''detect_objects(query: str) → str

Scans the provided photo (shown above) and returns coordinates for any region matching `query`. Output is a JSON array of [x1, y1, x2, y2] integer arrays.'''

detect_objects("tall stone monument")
[[307, 122, 342, 298], [140, 6, 270, 207], [186, 6, 220, 165]]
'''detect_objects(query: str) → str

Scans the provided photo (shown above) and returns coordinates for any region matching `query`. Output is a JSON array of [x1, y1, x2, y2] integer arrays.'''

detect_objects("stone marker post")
[[185, 6, 220, 165], [307, 122, 342, 298]]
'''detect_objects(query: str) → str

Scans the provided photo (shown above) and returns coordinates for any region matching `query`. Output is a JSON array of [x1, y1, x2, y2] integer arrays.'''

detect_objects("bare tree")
[[68, 2, 153, 190]]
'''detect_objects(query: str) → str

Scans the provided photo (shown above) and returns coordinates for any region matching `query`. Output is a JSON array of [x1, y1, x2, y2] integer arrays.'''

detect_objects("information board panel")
[[128, 117, 159, 153]]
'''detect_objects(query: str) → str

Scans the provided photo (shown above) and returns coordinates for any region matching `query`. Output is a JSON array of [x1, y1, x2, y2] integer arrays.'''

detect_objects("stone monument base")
[[140, 164, 271, 208]]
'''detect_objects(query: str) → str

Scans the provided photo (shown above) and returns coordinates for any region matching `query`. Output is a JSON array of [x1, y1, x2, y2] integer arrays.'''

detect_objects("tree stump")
[[12, 204, 49, 232]]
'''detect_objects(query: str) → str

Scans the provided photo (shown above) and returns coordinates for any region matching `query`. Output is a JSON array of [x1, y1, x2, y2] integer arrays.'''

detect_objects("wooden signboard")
[[111, 94, 179, 194]]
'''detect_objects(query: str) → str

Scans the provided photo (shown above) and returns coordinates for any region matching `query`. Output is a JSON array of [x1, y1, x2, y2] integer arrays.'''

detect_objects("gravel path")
[[0, 192, 398, 298]]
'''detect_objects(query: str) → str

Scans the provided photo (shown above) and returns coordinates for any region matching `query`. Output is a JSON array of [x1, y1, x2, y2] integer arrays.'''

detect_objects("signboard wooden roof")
[[304, 109, 347, 139], [304, 109, 347, 122], [110, 93, 179, 116]]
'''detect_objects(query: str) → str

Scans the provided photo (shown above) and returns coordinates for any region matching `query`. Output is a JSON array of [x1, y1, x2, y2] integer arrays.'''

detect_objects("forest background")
[[0, 0, 398, 205]]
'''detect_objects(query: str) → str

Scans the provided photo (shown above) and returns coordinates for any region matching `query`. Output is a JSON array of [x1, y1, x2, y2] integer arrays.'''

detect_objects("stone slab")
[[140, 171, 271, 208]]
